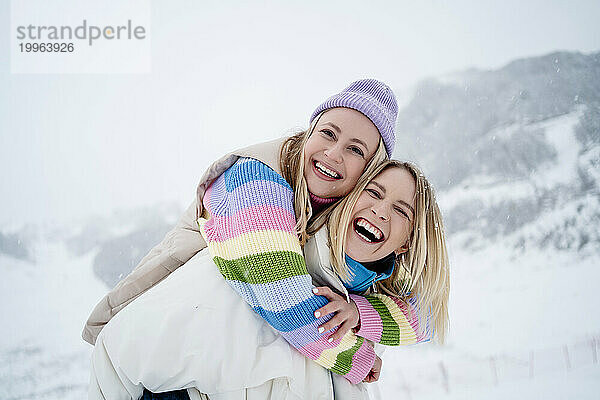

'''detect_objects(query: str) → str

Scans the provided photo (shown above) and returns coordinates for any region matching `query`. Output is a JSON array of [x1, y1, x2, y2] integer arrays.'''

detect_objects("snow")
[[1, 225, 598, 399], [535, 109, 584, 188], [438, 177, 536, 211], [383, 363, 600, 400], [438, 108, 585, 213], [377, 237, 600, 399], [0, 241, 107, 399]]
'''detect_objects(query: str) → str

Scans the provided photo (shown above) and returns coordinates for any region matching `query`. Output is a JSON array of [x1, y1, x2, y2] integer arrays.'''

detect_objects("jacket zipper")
[[372, 273, 384, 293], [321, 264, 351, 303]]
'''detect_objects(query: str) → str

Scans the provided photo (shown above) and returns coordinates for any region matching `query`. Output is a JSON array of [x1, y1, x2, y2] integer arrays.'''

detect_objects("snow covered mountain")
[[394, 51, 600, 256], [65, 204, 180, 288]]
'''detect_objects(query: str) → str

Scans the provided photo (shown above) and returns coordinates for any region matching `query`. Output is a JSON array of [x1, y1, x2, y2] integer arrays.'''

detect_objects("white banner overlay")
[[10, 0, 151, 73]]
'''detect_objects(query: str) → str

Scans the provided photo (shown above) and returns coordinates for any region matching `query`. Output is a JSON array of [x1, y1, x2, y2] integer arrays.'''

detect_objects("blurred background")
[[1, 1, 599, 398]]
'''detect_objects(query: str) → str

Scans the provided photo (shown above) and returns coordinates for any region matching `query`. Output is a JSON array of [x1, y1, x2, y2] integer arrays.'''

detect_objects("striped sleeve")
[[350, 293, 433, 345], [198, 157, 376, 384]]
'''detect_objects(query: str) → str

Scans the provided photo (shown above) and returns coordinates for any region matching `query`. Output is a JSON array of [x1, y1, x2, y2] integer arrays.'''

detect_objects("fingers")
[[315, 305, 351, 342], [313, 287, 358, 341], [329, 321, 352, 342], [372, 356, 382, 381], [362, 372, 376, 383], [365, 374, 379, 383], [312, 287, 347, 319], [314, 300, 343, 319], [318, 313, 347, 334], [312, 286, 343, 301], [363, 356, 382, 382]]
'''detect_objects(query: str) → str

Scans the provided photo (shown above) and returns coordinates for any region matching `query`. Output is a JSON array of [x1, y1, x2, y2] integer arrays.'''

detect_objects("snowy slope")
[[378, 239, 600, 399], [0, 242, 107, 399], [2, 226, 598, 399]]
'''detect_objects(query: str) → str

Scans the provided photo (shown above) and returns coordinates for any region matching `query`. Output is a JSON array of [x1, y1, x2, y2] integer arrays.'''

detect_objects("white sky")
[[1, 0, 599, 226]]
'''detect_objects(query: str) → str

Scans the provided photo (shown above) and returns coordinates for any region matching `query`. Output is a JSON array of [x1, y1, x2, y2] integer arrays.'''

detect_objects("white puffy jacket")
[[88, 227, 378, 400]]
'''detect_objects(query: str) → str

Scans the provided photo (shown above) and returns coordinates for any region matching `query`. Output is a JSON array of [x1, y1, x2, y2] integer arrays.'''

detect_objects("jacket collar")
[[342, 254, 395, 293], [196, 137, 288, 218]]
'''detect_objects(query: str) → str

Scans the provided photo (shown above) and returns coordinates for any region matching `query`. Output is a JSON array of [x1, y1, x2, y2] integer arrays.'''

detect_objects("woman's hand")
[[363, 355, 382, 383], [312, 286, 360, 342]]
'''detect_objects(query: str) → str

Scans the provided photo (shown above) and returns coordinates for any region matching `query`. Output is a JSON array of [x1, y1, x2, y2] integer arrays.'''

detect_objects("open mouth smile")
[[353, 217, 385, 243], [313, 160, 342, 180]]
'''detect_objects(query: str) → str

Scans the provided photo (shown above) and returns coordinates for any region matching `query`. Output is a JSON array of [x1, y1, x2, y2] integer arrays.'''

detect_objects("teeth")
[[357, 231, 373, 242], [315, 161, 340, 179], [356, 219, 382, 240]]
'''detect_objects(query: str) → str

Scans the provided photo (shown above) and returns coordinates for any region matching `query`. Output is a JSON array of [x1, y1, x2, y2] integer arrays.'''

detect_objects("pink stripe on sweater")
[[298, 335, 334, 360], [298, 334, 376, 384], [203, 183, 214, 215], [350, 294, 383, 342], [202, 205, 297, 242], [345, 337, 377, 384]]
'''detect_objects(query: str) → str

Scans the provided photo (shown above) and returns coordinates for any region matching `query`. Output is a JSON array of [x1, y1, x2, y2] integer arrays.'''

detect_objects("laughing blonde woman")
[[89, 159, 449, 400]]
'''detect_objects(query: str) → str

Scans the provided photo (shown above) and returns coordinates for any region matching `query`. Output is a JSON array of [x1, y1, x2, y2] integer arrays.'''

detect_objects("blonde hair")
[[279, 112, 388, 245], [323, 160, 450, 343]]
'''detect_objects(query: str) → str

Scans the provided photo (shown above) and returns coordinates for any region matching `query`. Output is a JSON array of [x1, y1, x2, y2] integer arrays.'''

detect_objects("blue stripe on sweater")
[[214, 180, 295, 217], [251, 295, 329, 332], [223, 158, 291, 192], [227, 275, 315, 312]]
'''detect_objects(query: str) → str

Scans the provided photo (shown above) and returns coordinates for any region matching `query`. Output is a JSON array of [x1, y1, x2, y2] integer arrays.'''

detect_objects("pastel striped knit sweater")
[[198, 157, 431, 383], [350, 294, 432, 345]]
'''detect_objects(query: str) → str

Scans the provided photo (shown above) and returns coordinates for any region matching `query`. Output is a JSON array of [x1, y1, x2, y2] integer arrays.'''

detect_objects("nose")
[[371, 204, 390, 222], [323, 143, 343, 163]]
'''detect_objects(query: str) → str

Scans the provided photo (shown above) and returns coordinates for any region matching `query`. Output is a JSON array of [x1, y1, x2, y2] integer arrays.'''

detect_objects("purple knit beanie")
[[310, 78, 398, 157]]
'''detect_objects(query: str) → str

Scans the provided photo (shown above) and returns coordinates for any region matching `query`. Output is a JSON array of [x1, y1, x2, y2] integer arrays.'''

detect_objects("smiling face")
[[345, 166, 416, 263], [303, 108, 381, 198]]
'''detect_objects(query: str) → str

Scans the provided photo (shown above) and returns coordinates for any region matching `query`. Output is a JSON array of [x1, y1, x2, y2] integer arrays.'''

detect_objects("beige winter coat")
[[82, 137, 288, 345]]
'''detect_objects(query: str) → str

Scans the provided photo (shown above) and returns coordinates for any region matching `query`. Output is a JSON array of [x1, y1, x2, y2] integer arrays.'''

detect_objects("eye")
[[394, 206, 410, 220], [320, 129, 335, 140], [349, 146, 365, 158], [366, 188, 382, 199]]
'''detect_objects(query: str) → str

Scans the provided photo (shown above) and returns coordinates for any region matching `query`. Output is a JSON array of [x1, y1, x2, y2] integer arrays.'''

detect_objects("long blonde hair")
[[279, 111, 388, 245], [322, 160, 450, 343]]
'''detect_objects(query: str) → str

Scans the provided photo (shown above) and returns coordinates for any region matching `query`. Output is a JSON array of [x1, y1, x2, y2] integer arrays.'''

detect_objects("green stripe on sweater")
[[331, 335, 365, 376], [365, 296, 401, 345], [213, 251, 307, 284]]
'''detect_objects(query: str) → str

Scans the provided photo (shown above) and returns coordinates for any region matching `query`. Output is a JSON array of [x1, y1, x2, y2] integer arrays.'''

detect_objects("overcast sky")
[[1, 0, 599, 227]]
